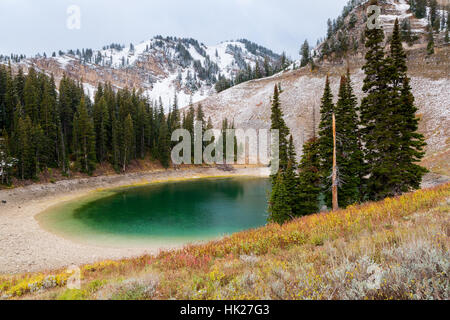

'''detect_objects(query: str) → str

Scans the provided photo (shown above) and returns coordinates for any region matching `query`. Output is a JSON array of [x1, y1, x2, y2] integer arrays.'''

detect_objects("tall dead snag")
[[332, 113, 339, 211]]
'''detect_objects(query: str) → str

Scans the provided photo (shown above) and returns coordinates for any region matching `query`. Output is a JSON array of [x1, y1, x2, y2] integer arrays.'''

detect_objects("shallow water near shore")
[[37, 177, 271, 248]]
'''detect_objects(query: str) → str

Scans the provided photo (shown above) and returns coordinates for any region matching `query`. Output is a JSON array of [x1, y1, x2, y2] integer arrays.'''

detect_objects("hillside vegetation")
[[1, 183, 448, 300]]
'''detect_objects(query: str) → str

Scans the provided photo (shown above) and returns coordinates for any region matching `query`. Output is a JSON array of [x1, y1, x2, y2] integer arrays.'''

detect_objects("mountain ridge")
[[185, 0, 450, 175], [2, 37, 283, 110]]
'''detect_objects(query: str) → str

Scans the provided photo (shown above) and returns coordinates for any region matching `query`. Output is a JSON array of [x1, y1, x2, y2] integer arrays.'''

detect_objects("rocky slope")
[[2, 0, 448, 174], [190, 0, 450, 175], [5, 37, 281, 111]]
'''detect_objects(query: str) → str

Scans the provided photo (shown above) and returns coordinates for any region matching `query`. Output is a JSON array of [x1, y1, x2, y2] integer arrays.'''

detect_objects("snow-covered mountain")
[[7, 37, 281, 110], [190, 0, 450, 175]]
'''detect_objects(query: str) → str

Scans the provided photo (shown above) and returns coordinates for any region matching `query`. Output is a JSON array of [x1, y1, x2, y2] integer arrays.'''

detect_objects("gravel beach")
[[0, 167, 270, 274]]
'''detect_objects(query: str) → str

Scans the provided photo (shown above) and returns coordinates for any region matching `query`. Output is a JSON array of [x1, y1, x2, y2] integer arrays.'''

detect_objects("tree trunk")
[[332, 113, 339, 211]]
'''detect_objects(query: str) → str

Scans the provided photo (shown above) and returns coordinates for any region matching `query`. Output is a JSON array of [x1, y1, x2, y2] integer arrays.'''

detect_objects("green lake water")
[[37, 177, 271, 247]]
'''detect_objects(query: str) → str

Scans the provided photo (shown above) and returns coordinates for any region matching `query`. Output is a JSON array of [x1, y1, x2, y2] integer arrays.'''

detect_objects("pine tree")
[[445, 23, 449, 44], [136, 100, 148, 159], [287, 135, 297, 169], [429, 0, 440, 32], [73, 98, 96, 175], [282, 135, 299, 215], [169, 91, 181, 132], [270, 85, 290, 176], [268, 172, 292, 224], [16, 116, 34, 179], [15, 68, 25, 107], [111, 114, 121, 172], [263, 57, 271, 77], [254, 60, 261, 79], [395, 77, 428, 193], [296, 138, 321, 216], [413, 0, 427, 19], [427, 24, 435, 55], [300, 40, 311, 67], [31, 123, 45, 175], [283, 160, 299, 216], [386, 18, 427, 194], [39, 79, 59, 167], [0, 132, 16, 185], [23, 68, 41, 124], [359, 16, 427, 200], [335, 72, 365, 207], [196, 104, 205, 128], [401, 18, 413, 45], [318, 76, 335, 207], [158, 114, 170, 168], [196, 104, 206, 151], [121, 114, 134, 172], [93, 97, 109, 162], [359, 10, 394, 201], [4, 64, 16, 134], [0, 68, 177, 183]]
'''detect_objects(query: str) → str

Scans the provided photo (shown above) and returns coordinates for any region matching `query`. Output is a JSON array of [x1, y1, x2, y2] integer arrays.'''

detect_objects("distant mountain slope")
[[194, 0, 450, 175], [5, 37, 282, 110]]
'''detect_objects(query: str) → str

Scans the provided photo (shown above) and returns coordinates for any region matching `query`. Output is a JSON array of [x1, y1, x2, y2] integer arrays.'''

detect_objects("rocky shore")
[[0, 167, 269, 274]]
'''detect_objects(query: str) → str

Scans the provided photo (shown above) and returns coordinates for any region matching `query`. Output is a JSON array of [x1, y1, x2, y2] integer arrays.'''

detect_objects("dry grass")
[[1, 184, 449, 300]]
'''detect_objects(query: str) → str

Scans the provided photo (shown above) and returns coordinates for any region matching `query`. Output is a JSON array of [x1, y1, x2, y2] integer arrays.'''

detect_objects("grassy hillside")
[[1, 183, 449, 300]]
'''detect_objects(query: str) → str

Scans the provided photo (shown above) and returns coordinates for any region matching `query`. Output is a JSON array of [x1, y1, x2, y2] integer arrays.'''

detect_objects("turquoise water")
[[38, 177, 270, 247]]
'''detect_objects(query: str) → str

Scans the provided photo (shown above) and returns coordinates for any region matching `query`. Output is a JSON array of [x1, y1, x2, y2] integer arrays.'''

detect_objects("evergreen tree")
[[4, 64, 16, 133], [39, 78, 59, 167], [93, 97, 110, 162], [283, 160, 299, 216], [15, 68, 25, 107], [16, 116, 34, 179], [169, 91, 181, 132], [359, 16, 427, 200], [254, 60, 261, 79], [334, 74, 364, 207], [111, 114, 121, 172], [387, 18, 427, 194], [359, 8, 393, 201], [23, 68, 39, 123], [158, 114, 170, 168], [429, 0, 440, 32], [318, 76, 335, 207], [121, 114, 134, 172], [268, 172, 292, 224], [59, 74, 83, 155], [300, 40, 311, 67], [73, 98, 96, 174], [136, 100, 148, 159], [401, 18, 413, 45], [413, 0, 427, 19], [445, 19, 449, 43], [196, 104, 206, 151], [263, 57, 271, 77], [31, 123, 45, 175], [296, 138, 321, 216], [270, 85, 290, 176], [0, 132, 16, 185], [287, 135, 297, 169], [395, 77, 428, 193], [0, 68, 178, 183], [327, 18, 333, 39], [427, 24, 435, 55]]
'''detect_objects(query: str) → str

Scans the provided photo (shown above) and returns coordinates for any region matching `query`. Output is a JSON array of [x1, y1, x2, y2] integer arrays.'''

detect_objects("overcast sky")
[[0, 0, 348, 59]]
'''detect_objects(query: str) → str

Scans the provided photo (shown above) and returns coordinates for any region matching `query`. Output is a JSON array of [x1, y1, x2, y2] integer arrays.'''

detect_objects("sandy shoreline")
[[0, 167, 270, 275]]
